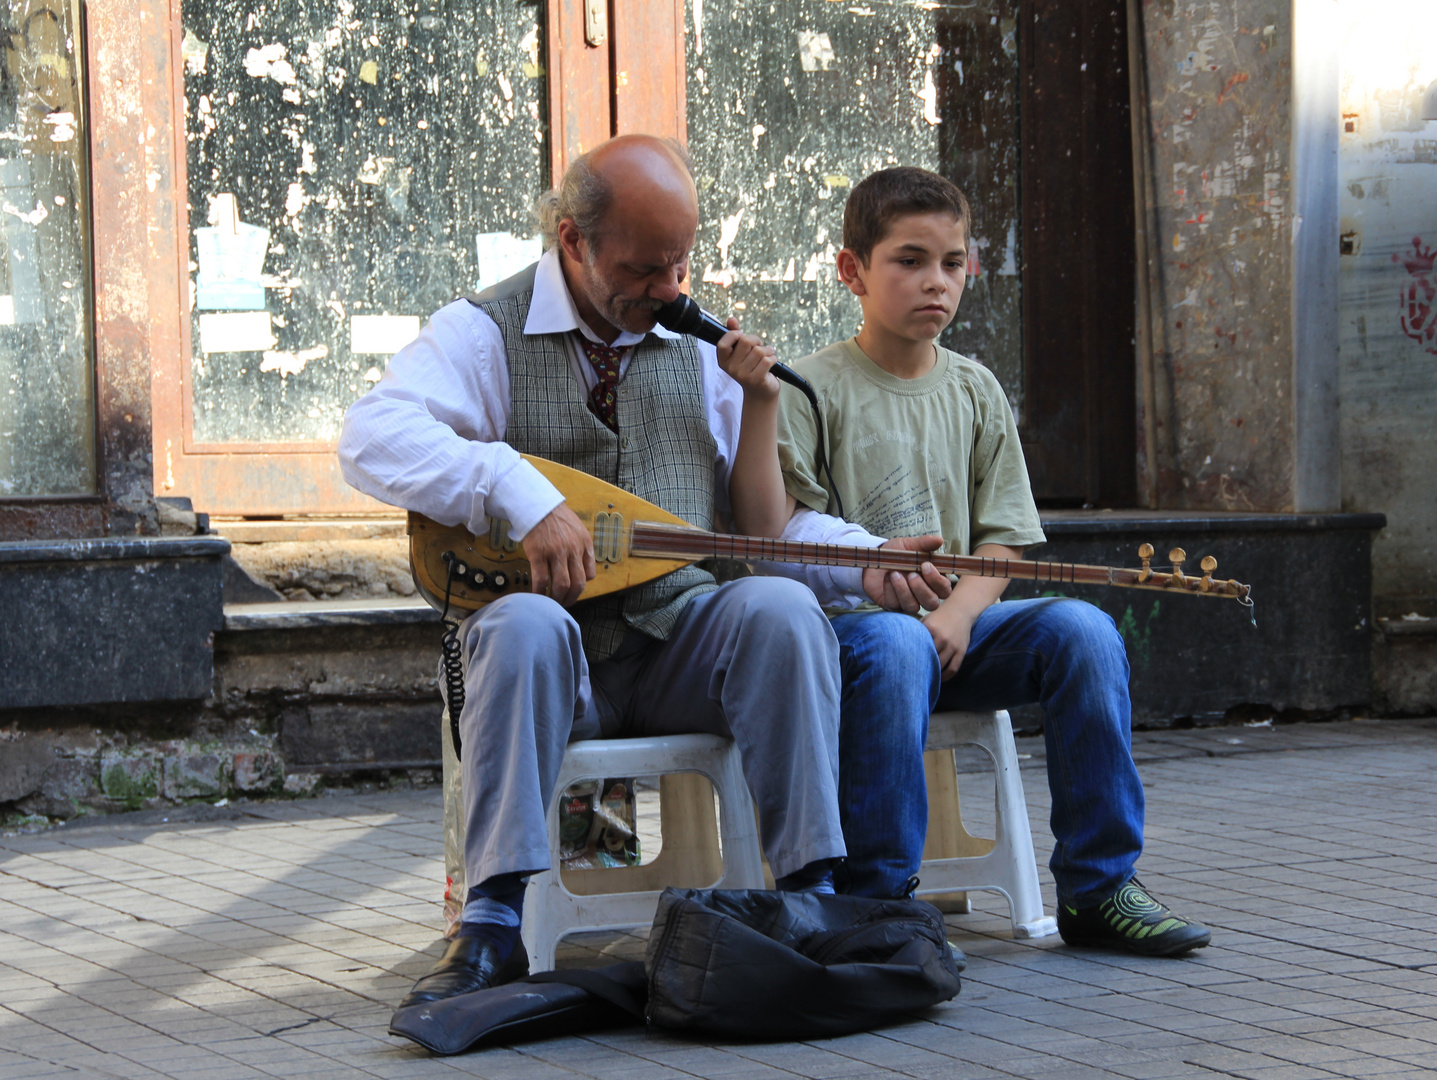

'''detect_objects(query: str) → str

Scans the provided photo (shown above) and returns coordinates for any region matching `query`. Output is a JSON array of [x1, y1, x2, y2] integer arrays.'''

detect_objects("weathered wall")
[[1139, 1, 1294, 511], [1336, 1, 1437, 604]]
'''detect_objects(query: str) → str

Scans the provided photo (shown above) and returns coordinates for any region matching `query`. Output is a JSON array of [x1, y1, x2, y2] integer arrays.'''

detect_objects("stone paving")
[[3, 718, 1437, 1080]]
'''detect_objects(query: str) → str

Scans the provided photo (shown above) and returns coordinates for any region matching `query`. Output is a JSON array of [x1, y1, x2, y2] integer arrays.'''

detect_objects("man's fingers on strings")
[[906, 567, 947, 612], [921, 561, 953, 600], [567, 551, 590, 605], [890, 572, 921, 616], [546, 558, 569, 603]]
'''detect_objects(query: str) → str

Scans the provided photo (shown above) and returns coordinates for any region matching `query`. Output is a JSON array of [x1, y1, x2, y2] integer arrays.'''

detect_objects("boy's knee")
[[836, 612, 939, 687], [1037, 599, 1128, 672]]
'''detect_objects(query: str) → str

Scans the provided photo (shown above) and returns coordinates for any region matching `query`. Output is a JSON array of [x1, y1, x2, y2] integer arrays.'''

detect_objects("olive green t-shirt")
[[777, 339, 1046, 601]]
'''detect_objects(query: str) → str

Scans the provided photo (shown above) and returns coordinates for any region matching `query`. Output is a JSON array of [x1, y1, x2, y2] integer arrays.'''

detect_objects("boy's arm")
[[922, 542, 1023, 679]]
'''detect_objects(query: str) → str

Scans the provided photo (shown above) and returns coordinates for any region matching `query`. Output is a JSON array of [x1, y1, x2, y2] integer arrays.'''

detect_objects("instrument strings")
[[628, 522, 1248, 600]]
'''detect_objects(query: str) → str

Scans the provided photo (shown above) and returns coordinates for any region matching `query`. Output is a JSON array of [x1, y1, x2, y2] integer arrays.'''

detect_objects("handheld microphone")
[[653, 294, 814, 400], [652, 294, 845, 520]]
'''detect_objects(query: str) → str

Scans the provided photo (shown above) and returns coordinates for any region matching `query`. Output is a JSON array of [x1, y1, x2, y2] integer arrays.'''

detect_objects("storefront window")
[[182, 0, 548, 445], [0, 0, 94, 496]]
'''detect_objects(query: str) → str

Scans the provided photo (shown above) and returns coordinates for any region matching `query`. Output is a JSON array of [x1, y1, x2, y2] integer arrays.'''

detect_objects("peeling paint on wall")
[[1139, 0, 1293, 512]]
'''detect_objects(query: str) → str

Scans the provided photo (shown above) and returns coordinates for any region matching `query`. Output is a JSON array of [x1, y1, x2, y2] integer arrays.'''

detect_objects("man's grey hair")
[[534, 138, 695, 250]]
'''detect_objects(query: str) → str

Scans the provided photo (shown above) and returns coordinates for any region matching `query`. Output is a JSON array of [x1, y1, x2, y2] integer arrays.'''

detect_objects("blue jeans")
[[830, 597, 1145, 908]]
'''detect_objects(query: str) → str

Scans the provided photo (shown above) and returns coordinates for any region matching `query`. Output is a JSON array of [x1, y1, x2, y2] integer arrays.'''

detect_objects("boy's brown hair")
[[842, 167, 971, 264]]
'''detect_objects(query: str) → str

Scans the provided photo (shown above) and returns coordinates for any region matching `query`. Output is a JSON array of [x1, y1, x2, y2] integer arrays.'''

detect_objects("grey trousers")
[[457, 575, 847, 888]]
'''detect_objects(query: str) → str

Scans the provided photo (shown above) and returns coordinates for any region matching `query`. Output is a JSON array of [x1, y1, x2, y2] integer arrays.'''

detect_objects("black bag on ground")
[[645, 887, 962, 1040], [388, 886, 962, 1054], [388, 961, 647, 1055]]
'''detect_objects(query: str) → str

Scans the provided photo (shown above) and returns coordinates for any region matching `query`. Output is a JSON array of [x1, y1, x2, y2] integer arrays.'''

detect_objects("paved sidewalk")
[[3, 718, 1437, 1080]]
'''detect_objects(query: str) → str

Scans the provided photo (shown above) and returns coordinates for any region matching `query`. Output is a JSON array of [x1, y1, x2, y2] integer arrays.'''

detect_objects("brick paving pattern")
[[2, 718, 1436, 1080]]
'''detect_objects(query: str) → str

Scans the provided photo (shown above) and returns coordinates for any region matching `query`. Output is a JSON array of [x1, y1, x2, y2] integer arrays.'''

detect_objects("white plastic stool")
[[918, 710, 1058, 939], [521, 733, 766, 972]]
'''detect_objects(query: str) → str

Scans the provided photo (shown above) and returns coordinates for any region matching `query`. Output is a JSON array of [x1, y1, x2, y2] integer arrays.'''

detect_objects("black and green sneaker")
[[1057, 879, 1211, 956]]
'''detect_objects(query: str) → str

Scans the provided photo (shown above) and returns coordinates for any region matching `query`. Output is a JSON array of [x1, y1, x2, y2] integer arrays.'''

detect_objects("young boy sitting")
[[770, 166, 1210, 955]]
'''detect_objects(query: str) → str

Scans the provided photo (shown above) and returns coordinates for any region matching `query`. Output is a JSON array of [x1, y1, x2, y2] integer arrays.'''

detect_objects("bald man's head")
[[543, 135, 701, 341], [536, 135, 697, 250]]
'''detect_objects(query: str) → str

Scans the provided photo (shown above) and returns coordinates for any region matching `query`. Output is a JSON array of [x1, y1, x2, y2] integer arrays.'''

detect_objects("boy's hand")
[[864, 534, 954, 614], [715, 317, 780, 400], [924, 601, 976, 680]]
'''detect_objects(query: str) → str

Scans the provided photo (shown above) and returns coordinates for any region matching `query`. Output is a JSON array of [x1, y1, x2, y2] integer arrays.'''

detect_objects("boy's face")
[[838, 212, 968, 345]]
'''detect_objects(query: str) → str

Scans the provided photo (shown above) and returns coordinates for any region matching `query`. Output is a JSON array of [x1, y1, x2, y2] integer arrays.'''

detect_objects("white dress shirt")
[[338, 245, 881, 609]]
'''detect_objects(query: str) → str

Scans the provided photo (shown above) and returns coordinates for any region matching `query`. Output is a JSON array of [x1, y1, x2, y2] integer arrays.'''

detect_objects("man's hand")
[[863, 534, 955, 614], [715, 316, 780, 399], [520, 503, 596, 606]]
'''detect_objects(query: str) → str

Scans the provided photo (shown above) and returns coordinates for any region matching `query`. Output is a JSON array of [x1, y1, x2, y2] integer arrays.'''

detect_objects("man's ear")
[[556, 218, 586, 265], [835, 248, 867, 297]]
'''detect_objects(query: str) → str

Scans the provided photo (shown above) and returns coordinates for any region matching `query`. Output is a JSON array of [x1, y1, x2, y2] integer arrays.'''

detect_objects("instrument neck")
[[627, 522, 1117, 587]]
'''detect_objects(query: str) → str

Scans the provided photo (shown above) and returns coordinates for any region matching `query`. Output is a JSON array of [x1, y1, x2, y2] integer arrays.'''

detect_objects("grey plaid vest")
[[467, 263, 717, 660]]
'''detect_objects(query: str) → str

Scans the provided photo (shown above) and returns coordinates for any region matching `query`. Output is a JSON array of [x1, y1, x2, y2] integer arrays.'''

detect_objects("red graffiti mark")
[[1392, 237, 1437, 355], [1217, 71, 1250, 106], [966, 247, 981, 278]]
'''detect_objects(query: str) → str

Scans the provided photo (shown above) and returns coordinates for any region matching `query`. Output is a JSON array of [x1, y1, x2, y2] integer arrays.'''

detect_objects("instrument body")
[[409, 456, 1251, 615], [409, 456, 693, 613]]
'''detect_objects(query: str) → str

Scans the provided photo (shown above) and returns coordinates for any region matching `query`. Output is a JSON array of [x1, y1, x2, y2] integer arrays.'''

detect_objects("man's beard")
[[585, 252, 663, 333]]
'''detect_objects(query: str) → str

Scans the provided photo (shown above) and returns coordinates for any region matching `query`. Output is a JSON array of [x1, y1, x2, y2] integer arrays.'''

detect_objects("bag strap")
[[522, 962, 647, 1020]]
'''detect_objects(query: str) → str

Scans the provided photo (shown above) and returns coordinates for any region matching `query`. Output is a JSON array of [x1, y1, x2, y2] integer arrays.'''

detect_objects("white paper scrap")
[[199, 311, 276, 353], [351, 314, 421, 355], [195, 195, 270, 311], [797, 31, 836, 72]]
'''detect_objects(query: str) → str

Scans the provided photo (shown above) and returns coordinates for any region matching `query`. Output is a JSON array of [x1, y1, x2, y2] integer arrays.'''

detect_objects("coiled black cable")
[[438, 553, 466, 761]]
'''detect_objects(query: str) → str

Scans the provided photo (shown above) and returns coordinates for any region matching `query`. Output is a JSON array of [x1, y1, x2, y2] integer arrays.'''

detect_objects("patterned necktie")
[[578, 335, 627, 433]]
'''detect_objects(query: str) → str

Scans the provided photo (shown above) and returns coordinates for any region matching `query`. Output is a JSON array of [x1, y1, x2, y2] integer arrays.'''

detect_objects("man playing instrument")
[[339, 136, 849, 1007], [769, 167, 1212, 956]]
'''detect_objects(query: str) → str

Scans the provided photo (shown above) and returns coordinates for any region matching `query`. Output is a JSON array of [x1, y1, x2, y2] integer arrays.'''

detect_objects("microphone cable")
[[438, 552, 466, 761]]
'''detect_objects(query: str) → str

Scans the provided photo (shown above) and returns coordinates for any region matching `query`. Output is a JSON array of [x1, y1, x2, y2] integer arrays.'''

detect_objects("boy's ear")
[[835, 248, 867, 297]]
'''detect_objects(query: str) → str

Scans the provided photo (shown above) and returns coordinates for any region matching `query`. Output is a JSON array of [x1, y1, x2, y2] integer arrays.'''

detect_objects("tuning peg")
[[1137, 543, 1154, 583], [1199, 555, 1217, 592], [1168, 547, 1186, 586]]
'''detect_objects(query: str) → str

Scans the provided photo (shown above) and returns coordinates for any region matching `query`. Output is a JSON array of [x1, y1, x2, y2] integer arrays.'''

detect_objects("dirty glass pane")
[[0, 0, 94, 496], [684, 0, 1022, 411], [183, 0, 548, 444]]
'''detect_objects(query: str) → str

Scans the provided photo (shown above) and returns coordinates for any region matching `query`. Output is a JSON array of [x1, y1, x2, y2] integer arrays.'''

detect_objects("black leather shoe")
[[397, 936, 529, 1010]]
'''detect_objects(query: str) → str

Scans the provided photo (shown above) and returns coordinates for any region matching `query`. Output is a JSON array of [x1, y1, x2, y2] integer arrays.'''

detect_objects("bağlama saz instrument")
[[409, 456, 1253, 616]]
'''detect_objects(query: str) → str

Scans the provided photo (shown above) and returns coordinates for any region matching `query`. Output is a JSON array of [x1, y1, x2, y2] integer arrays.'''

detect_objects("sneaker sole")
[[1060, 930, 1211, 957]]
